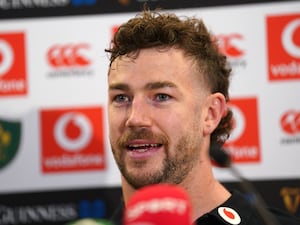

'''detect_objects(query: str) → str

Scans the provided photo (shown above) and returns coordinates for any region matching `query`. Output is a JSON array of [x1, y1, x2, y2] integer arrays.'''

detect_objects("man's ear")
[[203, 93, 227, 136]]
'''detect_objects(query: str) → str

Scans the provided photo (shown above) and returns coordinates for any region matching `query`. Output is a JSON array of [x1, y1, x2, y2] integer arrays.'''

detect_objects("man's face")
[[107, 47, 210, 189]]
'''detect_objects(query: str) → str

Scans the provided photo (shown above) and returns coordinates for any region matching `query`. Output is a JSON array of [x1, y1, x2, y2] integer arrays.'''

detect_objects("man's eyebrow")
[[109, 83, 130, 91], [145, 81, 177, 90], [109, 81, 177, 91]]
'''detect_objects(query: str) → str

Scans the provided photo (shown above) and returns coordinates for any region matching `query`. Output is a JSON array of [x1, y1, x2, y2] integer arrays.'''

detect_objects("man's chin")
[[123, 172, 164, 189]]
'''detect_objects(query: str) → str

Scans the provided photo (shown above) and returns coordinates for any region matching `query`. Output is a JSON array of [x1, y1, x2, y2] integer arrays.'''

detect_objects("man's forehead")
[[110, 50, 191, 74], [108, 48, 204, 89]]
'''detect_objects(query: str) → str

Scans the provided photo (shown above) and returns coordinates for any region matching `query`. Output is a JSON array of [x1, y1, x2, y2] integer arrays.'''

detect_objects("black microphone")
[[209, 143, 281, 225], [210, 143, 231, 168]]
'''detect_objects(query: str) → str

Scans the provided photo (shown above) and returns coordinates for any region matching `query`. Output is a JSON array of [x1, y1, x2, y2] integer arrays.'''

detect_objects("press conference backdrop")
[[0, 0, 299, 224]]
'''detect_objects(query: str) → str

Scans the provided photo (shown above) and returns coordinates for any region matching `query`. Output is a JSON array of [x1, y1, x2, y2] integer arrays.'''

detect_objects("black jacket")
[[195, 190, 300, 225]]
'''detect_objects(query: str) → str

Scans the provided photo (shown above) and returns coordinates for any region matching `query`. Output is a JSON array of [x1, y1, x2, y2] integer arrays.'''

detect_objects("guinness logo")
[[280, 187, 300, 214], [118, 0, 130, 6]]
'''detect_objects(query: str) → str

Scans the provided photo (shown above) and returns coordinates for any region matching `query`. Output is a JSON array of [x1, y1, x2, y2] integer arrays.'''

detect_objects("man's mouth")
[[127, 143, 162, 152]]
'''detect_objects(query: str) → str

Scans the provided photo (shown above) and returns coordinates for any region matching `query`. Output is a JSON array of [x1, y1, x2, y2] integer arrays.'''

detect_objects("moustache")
[[118, 128, 168, 148]]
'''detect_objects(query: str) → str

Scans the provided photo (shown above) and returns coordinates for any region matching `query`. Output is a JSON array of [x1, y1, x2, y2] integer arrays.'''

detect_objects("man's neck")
[[121, 161, 231, 221], [178, 158, 231, 220]]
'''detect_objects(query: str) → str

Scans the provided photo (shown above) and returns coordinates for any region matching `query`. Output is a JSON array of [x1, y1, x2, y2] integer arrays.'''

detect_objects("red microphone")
[[124, 184, 195, 225]]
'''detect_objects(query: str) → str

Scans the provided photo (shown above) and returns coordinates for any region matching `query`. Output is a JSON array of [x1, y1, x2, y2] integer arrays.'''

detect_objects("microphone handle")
[[209, 144, 281, 225], [229, 165, 281, 225]]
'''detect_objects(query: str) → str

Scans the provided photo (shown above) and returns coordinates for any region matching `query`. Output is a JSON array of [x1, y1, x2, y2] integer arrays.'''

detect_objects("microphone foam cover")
[[124, 184, 193, 225]]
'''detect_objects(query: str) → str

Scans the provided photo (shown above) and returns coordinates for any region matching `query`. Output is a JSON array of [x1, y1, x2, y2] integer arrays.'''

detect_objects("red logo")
[[40, 106, 106, 173], [111, 25, 119, 38], [0, 32, 27, 96], [216, 33, 244, 58], [110, 25, 119, 48], [224, 97, 261, 163], [218, 207, 241, 225], [47, 43, 91, 68], [267, 13, 300, 81], [280, 110, 300, 135]]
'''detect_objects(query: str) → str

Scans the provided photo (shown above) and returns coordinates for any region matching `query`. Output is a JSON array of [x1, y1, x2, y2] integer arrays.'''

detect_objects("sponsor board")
[[40, 106, 106, 173], [0, 32, 27, 96], [0, 118, 21, 170], [216, 33, 247, 69], [267, 13, 300, 81], [224, 97, 261, 163], [46, 42, 94, 77], [0, 0, 282, 19], [279, 110, 300, 145], [0, 187, 122, 225]]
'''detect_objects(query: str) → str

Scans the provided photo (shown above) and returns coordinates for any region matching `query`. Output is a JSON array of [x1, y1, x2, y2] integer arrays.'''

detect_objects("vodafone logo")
[[47, 43, 91, 68], [224, 98, 261, 163], [40, 106, 106, 173], [282, 18, 300, 58], [0, 39, 13, 77], [217, 33, 244, 58], [280, 110, 300, 135], [267, 13, 300, 81], [54, 112, 92, 151], [0, 32, 27, 96], [218, 207, 241, 225]]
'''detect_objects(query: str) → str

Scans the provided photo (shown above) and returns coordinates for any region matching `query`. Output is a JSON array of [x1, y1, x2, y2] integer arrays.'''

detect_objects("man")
[[105, 9, 300, 225]]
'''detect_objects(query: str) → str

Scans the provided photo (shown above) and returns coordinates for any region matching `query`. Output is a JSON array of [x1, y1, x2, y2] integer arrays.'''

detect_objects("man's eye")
[[155, 93, 171, 102], [113, 94, 130, 103]]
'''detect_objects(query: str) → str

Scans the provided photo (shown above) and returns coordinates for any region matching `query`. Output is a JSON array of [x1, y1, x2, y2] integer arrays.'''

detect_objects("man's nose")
[[125, 98, 152, 128]]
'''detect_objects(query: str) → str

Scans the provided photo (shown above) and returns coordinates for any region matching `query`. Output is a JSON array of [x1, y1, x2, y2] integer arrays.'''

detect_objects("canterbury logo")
[[281, 187, 300, 214], [280, 110, 300, 135], [216, 33, 244, 58], [47, 43, 91, 67]]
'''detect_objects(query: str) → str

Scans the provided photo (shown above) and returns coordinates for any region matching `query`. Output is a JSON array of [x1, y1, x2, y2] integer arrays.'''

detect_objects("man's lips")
[[127, 143, 162, 152], [124, 140, 163, 159]]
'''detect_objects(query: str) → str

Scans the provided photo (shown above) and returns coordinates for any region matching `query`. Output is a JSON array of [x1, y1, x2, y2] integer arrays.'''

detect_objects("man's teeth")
[[128, 144, 160, 151]]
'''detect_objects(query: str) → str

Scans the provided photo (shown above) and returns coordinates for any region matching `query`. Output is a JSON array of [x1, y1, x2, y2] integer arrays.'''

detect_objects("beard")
[[111, 128, 200, 189]]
